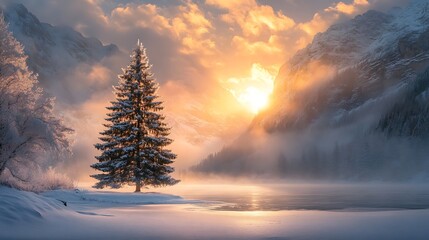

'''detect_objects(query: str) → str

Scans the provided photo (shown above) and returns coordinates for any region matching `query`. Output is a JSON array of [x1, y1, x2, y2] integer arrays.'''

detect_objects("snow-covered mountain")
[[0, 2, 119, 103], [257, 0, 429, 133], [195, 0, 429, 180]]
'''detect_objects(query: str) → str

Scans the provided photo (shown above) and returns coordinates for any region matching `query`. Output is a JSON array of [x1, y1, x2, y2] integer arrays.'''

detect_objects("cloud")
[[110, 4, 171, 33], [231, 36, 282, 55], [205, 0, 254, 9], [214, 1, 295, 38], [110, 1, 215, 56], [297, 0, 372, 42], [205, 0, 295, 68], [327, 0, 369, 15], [305, 0, 405, 33], [86, 64, 111, 85], [172, 1, 216, 55]]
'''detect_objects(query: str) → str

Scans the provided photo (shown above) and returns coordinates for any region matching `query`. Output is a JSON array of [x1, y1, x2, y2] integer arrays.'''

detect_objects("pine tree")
[[91, 41, 179, 192]]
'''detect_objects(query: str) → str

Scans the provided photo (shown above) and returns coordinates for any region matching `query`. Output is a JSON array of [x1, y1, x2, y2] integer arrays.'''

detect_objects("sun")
[[224, 64, 275, 114], [237, 86, 270, 114]]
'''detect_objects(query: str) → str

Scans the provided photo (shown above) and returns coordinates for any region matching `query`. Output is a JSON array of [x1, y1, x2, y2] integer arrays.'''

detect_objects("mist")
[[194, 55, 429, 181]]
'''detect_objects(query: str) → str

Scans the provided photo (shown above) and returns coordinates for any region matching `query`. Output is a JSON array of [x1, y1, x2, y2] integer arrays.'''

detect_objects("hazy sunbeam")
[[224, 64, 275, 114]]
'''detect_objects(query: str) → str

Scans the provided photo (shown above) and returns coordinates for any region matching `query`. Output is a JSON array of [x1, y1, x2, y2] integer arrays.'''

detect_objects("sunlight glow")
[[237, 87, 269, 114], [224, 64, 275, 114]]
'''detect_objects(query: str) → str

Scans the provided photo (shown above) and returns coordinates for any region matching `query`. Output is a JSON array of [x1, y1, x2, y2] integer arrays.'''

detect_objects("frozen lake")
[[2, 183, 429, 239], [174, 183, 429, 211]]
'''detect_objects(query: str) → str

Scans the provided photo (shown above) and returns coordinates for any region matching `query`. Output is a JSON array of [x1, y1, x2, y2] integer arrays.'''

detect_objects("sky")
[[12, 0, 411, 179]]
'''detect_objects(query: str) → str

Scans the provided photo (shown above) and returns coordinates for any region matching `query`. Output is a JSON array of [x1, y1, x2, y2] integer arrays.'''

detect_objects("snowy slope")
[[0, 186, 195, 224], [0, 186, 66, 223]]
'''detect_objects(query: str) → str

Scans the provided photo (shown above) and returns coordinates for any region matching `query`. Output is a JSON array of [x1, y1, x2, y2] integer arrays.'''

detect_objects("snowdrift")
[[0, 186, 65, 224], [0, 185, 195, 225]]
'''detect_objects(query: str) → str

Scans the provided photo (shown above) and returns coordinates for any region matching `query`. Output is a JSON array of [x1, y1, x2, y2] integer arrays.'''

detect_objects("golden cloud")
[[327, 0, 370, 15], [171, 2, 216, 55], [213, 0, 295, 38], [231, 36, 282, 55], [299, 0, 371, 39], [111, 2, 215, 56], [205, 0, 254, 9], [111, 4, 170, 33], [204, 0, 298, 78]]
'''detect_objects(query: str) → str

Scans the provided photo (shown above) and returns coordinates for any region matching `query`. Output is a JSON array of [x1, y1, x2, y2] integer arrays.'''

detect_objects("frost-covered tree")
[[0, 13, 73, 190], [91, 42, 178, 192]]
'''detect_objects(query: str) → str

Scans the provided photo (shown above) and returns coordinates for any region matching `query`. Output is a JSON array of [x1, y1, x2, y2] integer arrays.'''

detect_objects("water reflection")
[[176, 183, 429, 212], [250, 190, 259, 211]]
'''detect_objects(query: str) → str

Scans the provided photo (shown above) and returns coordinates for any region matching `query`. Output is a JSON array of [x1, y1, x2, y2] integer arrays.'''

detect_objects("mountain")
[[195, 0, 429, 180], [256, 1, 429, 133], [0, 2, 119, 103]]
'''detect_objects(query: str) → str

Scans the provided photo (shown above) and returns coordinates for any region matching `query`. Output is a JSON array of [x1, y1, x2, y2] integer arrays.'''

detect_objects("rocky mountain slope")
[[1, 3, 119, 103], [257, 0, 429, 133], [195, 0, 429, 180]]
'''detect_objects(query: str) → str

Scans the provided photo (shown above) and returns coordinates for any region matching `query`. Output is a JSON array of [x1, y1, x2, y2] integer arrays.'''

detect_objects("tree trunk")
[[135, 181, 141, 192], [0, 138, 30, 177], [0, 160, 6, 177]]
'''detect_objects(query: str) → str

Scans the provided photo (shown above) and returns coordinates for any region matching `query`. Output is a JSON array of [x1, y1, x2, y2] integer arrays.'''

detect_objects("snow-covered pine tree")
[[91, 41, 179, 192]]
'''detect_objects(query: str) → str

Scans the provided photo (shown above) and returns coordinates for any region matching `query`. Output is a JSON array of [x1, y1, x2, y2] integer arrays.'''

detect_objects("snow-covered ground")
[[1, 184, 429, 240]]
